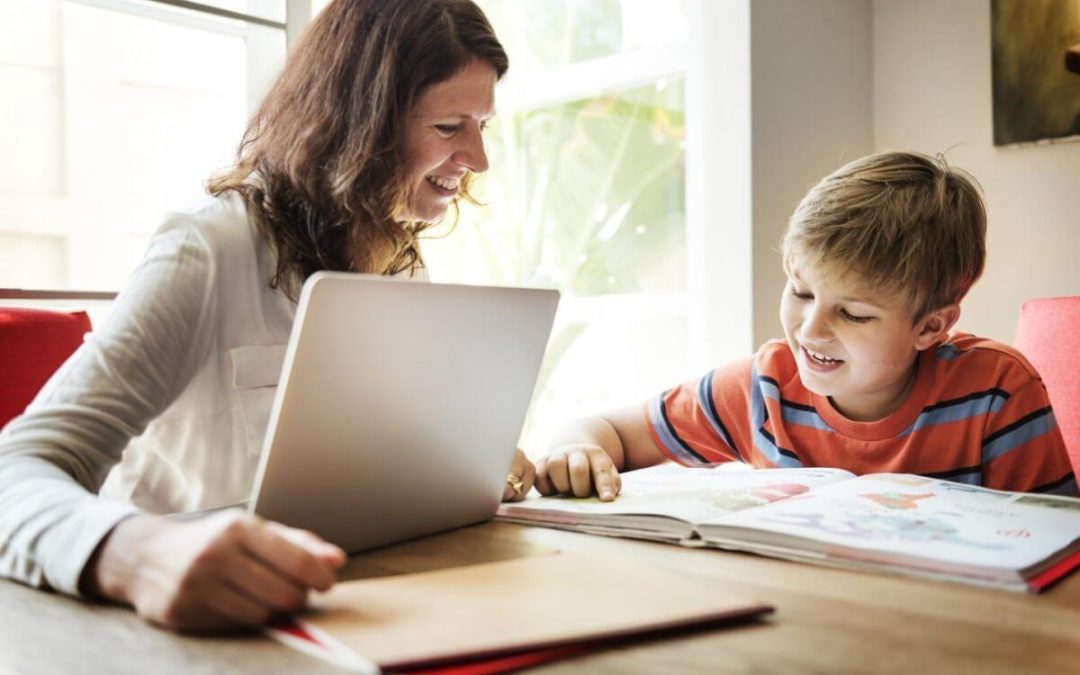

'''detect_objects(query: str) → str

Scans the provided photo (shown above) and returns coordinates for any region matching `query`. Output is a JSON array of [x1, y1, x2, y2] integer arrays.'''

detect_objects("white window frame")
[[496, 40, 694, 383], [0, 0, 307, 299]]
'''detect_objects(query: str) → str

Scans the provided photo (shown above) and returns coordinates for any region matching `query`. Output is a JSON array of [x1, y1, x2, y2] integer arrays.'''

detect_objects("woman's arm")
[[0, 220, 218, 593], [0, 215, 346, 629]]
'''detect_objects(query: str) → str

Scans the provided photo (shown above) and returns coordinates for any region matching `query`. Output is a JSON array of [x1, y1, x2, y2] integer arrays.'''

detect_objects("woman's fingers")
[[224, 552, 309, 615], [104, 511, 349, 631], [502, 449, 537, 502], [243, 519, 343, 592], [204, 581, 277, 630], [518, 455, 537, 496]]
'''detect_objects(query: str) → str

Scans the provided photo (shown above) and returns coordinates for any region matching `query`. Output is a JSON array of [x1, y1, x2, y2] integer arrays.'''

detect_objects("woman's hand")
[[535, 444, 622, 502], [501, 448, 536, 502], [83, 510, 346, 632]]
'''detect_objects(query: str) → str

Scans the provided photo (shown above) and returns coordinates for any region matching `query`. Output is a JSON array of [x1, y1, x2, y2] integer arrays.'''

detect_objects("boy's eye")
[[840, 308, 872, 323], [790, 287, 812, 300]]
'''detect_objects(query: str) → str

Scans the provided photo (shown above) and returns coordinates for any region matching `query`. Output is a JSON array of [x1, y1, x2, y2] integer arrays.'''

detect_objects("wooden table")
[[1, 520, 1077, 674]]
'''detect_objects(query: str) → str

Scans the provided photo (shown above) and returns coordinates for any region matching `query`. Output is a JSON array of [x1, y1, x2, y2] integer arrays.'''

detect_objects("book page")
[[702, 474, 1080, 572], [498, 463, 855, 530]]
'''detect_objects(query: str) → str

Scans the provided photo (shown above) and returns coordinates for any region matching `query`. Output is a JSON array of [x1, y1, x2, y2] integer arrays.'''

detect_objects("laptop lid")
[[248, 272, 559, 552]]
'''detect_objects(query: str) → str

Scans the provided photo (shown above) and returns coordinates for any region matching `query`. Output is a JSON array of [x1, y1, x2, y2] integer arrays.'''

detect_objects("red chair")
[[0, 307, 92, 430], [1013, 296, 1080, 476]]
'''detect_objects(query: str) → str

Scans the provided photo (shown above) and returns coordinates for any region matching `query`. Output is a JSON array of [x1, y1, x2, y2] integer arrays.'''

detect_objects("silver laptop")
[[247, 272, 559, 552]]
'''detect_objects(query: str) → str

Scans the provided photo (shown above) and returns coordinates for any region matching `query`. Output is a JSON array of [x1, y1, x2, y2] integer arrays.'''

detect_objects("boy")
[[530, 151, 1075, 501]]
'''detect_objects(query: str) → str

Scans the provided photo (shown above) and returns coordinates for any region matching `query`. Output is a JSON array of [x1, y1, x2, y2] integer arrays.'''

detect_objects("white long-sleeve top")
[[0, 194, 300, 594]]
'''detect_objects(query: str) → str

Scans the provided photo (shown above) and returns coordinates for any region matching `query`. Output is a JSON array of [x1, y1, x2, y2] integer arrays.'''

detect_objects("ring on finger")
[[506, 474, 525, 499]]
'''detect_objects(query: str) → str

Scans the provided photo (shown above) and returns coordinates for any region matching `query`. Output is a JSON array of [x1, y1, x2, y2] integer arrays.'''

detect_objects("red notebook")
[[267, 552, 773, 673]]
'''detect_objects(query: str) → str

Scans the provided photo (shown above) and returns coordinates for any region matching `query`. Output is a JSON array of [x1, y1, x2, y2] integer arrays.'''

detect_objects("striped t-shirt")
[[644, 334, 1076, 495]]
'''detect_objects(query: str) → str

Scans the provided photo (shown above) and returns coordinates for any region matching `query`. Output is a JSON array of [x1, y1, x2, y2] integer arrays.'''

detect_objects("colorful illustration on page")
[[756, 510, 1010, 550], [860, 492, 935, 510]]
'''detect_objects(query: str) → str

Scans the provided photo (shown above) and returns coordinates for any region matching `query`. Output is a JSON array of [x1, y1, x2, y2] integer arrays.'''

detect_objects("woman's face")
[[399, 59, 497, 222]]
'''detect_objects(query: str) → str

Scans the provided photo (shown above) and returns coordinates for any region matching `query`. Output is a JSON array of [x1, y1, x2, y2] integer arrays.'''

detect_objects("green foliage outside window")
[[423, 0, 688, 448]]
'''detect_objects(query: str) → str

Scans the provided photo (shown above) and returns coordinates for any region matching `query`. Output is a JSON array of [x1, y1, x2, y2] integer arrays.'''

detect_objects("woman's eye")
[[479, 120, 490, 132], [840, 308, 872, 323], [434, 124, 460, 136]]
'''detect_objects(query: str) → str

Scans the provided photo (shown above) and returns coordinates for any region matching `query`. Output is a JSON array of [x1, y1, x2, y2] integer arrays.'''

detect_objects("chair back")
[[0, 307, 92, 430], [1013, 296, 1080, 476]]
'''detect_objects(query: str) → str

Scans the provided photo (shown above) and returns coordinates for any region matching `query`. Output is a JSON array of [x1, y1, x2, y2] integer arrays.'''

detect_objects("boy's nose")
[[801, 308, 834, 342]]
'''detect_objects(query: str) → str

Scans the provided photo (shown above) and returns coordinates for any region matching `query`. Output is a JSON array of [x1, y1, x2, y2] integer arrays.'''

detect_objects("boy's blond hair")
[[781, 151, 986, 321]]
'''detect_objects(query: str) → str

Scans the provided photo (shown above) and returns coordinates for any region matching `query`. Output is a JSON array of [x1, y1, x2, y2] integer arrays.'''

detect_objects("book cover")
[[267, 551, 772, 672]]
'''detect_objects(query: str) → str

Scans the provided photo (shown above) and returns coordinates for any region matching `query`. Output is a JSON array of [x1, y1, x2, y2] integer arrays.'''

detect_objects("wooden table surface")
[[1, 520, 1077, 674]]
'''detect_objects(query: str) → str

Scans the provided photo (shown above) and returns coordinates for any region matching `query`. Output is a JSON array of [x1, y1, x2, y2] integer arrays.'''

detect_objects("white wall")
[[750, 0, 874, 346], [694, 0, 1076, 357], [689, 0, 874, 362], [874, 0, 1080, 342]]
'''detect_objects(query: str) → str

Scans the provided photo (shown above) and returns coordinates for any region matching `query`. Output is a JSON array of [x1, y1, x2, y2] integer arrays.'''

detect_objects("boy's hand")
[[535, 445, 622, 501], [502, 448, 536, 502], [83, 510, 346, 632]]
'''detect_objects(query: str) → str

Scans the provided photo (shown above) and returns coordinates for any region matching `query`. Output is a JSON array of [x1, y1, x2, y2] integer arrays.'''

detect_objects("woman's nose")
[[453, 126, 489, 174]]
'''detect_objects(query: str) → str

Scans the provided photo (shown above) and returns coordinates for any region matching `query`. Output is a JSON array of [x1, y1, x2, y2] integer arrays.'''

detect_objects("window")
[[421, 0, 691, 452], [3, 0, 701, 453], [0, 0, 287, 292]]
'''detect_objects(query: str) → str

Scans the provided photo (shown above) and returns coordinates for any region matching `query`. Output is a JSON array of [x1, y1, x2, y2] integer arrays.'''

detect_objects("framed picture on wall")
[[991, 0, 1080, 146]]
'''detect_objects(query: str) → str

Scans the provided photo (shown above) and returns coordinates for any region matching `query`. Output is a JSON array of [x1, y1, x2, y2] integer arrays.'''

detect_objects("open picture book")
[[496, 463, 1080, 592]]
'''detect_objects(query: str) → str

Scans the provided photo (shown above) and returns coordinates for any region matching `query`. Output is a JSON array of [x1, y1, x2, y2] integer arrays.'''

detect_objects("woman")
[[0, 0, 534, 631]]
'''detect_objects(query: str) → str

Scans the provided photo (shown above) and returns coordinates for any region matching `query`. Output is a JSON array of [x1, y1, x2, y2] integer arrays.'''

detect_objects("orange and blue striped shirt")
[[644, 334, 1076, 495]]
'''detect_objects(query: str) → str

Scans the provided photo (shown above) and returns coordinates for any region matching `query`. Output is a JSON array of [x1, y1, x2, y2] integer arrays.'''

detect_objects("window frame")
[[0, 0, 308, 299], [489, 35, 694, 383]]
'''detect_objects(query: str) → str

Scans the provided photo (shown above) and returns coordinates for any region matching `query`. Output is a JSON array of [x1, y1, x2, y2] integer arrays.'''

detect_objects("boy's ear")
[[914, 303, 960, 350]]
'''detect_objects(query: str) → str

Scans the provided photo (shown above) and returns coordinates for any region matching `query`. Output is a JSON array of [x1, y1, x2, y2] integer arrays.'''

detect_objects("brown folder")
[[291, 552, 773, 671]]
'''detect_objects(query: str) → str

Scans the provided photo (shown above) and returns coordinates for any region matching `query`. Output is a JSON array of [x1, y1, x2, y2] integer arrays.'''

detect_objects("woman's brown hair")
[[208, 0, 508, 299]]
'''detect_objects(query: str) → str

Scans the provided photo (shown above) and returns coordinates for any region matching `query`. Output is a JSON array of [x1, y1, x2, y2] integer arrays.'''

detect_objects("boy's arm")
[[534, 405, 666, 501]]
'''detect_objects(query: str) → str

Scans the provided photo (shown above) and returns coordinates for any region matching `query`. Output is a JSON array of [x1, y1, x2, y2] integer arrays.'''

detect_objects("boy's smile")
[[780, 258, 957, 422], [800, 344, 844, 372]]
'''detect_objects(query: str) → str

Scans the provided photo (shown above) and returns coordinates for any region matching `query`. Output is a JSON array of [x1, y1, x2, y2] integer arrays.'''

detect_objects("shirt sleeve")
[[980, 372, 1076, 496], [643, 358, 753, 466], [0, 216, 218, 595]]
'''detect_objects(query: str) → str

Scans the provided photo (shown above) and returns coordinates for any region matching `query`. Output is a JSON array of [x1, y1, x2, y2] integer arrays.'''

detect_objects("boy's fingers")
[[546, 455, 572, 495], [566, 451, 593, 498], [588, 451, 619, 501], [534, 458, 555, 495]]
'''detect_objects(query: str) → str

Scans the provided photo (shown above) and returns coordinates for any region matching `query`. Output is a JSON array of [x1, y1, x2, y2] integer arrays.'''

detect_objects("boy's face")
[[779, 257, 953, 421]]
